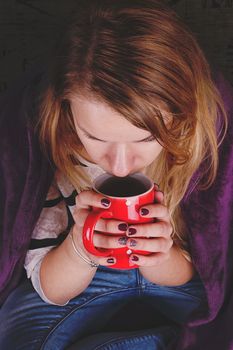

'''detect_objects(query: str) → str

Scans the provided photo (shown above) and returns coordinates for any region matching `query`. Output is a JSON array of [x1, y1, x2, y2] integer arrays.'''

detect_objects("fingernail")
[[129, 239, 137, 247], [128, 228, 137, 236], [118, 223, 128, 231], [101, 198, 111, 207], [140, 208, 149, 216], [131, 255, 139, 262], [118, 237, 128, 245], [107, 258, 115, 264]]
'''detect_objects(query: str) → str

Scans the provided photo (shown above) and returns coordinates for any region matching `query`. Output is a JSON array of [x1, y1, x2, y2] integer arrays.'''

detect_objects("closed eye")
[[141, 136, 156, 142], [83, 133, 156, 143], [84, 133, 104, 142]]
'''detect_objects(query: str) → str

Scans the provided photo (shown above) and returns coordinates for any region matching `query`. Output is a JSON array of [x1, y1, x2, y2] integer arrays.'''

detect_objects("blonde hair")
[[37, 0, 227, 258]]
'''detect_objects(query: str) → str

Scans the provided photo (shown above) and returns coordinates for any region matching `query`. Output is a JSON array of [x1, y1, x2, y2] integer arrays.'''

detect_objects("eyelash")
[[85, 134, 101, 141], [84, 134, 155, 143], [143, 136, 156, 142]]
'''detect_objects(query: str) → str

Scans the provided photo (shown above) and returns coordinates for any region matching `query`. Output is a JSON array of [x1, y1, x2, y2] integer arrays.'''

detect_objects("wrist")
[[65, 228, 99, 269]]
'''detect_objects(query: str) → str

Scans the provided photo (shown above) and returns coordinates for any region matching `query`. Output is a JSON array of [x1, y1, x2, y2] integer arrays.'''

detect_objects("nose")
[[107, 144, 134, 177]]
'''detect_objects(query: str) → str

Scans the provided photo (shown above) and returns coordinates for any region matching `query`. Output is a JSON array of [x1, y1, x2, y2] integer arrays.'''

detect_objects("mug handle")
[[82, 209, 114, 257]]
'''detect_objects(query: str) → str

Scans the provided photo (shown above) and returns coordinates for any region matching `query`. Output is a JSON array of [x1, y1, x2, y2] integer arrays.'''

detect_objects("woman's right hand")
[[72, 189, 129, 267]]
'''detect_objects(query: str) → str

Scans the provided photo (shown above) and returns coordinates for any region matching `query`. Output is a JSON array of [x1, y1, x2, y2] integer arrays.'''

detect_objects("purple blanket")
[[0, 71, 233, 349], [171, 73, 233, 349]]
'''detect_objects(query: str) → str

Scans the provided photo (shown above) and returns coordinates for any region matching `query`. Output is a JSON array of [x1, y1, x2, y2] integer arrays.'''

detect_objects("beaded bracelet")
[[69, 232, 99, 268]]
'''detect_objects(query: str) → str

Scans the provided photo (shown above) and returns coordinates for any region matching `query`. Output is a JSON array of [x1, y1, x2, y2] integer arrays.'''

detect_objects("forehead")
[[70, 96, 152, 142]]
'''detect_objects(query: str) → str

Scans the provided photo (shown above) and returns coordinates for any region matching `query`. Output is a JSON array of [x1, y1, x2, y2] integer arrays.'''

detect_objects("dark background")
[[0, 0, 233, 95]]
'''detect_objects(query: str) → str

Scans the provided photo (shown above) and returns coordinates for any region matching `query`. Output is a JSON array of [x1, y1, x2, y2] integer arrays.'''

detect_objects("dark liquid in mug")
[[98, 176, 149, 197]]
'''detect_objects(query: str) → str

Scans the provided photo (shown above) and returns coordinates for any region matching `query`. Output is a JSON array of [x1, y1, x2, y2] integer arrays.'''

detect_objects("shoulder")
[[182, 72, 233, 207]]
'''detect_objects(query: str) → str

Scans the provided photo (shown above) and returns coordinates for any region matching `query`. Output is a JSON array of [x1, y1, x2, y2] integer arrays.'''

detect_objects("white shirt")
[[24, 155, 105, 304]]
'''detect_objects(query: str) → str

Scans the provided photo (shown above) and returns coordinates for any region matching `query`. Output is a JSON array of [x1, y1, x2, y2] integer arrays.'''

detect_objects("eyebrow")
[[78, 124, 155, 143]]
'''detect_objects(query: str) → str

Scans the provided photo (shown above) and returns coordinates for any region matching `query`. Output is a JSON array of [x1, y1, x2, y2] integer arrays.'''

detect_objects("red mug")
[[82, 172, 156, 269]]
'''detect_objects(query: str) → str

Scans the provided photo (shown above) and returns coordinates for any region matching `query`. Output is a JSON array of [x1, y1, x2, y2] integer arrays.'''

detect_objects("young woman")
[[0, 1, 232, 349]]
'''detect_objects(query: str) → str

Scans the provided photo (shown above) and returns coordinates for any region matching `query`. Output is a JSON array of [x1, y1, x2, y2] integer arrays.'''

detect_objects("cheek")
[[138, 144, 163, 162], [81, 141, 107, 160]]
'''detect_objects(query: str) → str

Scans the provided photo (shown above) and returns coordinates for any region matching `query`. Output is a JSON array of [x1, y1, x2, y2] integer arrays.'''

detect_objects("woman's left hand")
[[127, 189, 174, 267]]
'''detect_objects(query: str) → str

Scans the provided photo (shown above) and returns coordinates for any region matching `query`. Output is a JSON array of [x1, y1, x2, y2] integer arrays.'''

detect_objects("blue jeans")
[[0, 266, 207, 350]]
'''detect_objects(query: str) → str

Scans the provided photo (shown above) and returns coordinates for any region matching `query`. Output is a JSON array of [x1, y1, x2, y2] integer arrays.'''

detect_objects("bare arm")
[[40, 227, 97, 305], [39, 190, 129, 305]]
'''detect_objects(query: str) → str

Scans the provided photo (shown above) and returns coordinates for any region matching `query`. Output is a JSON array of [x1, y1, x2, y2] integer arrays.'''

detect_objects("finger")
[[129, 252, 170, 267], [127, 221, 173, 238], [126, 236, 173, 253], [139, 203, 170, 220], [73, 209, 129, 234], [154, 190, 164, 204], [75, 190, 111, 210], [93, 232, 128, 249], [98, 256, 118, 267], [71, 227, 119, 267], [72, 246, 118, 268], [73, 208, 90, 228], [72, 223, 128, 254], [95, 218, 128, 234]]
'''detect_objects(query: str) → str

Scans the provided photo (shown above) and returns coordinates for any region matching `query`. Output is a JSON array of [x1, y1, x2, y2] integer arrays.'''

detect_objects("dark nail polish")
[[129, 239, 137, 247], [107, 258, 115, 264], [118, 223, 128, 231], [128, 228, 137, 235], [132, 255, 139, 262], [101, 198, 111, 207], [118, 237, 128, 245], [140, 208, 149, 216]]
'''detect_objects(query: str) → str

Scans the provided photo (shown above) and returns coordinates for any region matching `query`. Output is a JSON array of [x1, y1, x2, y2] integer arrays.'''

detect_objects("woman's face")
[[70, 96, 163, 177]]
